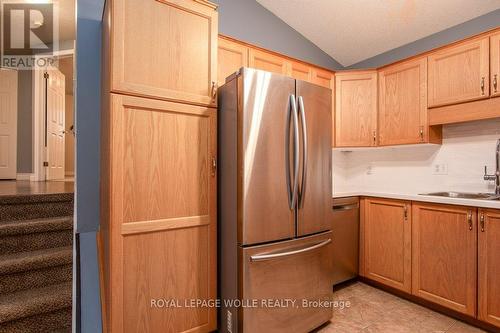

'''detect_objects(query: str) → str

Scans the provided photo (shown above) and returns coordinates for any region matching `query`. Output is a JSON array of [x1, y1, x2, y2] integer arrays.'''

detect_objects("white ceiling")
[[256, 0, 500, 67]]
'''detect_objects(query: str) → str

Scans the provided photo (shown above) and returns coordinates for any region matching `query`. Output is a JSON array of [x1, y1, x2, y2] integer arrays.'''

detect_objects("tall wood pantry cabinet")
[[100, 0, 218, 332]]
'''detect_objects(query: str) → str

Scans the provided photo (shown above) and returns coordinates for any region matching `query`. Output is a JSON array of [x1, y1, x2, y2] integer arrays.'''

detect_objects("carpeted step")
[[0, 264, 72, 295], [0, 307, 71, 333], [0, 282, 72, 325], [0, 217, 73, 254], [0, 194, 73, 222], [0, 247, 72, 276]]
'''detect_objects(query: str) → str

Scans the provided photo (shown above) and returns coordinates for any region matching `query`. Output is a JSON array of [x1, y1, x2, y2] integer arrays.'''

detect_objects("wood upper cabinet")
[[218, 37, 248, 87], [362, 198, 412, 292], [491, 32, 500, 97], [248, 48, 289, 75], [103, 94, 217, 333], [311, 68, 334, 89], [107, 0, 218, 106], [335, 71, 378, 147], [288, 60, 312, 81], [412, 203, 477, 316], [428, 36, 489, 107], [478, 209, 500, 328], [378, 58, 428, 145]]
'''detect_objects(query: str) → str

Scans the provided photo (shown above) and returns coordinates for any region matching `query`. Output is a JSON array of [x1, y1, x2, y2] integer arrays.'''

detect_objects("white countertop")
[[333, 191, 500, 209]]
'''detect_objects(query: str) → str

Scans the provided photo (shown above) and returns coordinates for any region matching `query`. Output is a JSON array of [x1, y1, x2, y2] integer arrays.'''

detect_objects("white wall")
[[333, 118, 500, 194]]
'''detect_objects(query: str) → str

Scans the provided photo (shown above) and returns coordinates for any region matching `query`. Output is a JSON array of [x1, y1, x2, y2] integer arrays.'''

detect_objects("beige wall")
[[65, 94, 74, 176]]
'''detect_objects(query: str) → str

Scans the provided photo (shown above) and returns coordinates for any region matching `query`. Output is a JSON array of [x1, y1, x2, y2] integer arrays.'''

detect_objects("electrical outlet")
[[433, 163, 448, 175]]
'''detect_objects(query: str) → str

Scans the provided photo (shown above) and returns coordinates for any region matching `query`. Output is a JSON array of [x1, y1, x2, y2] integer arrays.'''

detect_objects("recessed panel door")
[[0, 69, 17, 179]]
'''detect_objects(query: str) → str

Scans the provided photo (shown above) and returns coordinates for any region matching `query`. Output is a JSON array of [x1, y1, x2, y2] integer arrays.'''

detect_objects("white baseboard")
[[16, 173, 35, 181]]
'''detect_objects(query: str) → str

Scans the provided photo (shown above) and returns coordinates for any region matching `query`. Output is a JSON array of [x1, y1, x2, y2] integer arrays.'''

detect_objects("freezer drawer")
[[240, 232, 333, 333]]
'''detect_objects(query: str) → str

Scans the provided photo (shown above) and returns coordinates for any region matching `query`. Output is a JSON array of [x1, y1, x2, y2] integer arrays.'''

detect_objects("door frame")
[[32, 50, 74, 181]]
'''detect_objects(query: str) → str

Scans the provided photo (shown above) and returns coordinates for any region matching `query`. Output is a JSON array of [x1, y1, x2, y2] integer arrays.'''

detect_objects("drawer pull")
[[250, 239, 331, 262]]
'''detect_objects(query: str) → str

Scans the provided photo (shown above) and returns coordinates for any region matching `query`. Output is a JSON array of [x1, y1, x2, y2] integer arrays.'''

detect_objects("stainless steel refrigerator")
[[218, 68, 333, 333]]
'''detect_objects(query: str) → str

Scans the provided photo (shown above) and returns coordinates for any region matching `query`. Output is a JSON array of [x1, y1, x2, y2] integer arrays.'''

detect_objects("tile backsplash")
[[333, 118, 500, 194]]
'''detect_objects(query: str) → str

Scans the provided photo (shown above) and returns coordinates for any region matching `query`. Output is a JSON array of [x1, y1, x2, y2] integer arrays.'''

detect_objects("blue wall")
[[75, 0, 104, 332], [348, 9, 500, 69], [213, 0, 343, 70]]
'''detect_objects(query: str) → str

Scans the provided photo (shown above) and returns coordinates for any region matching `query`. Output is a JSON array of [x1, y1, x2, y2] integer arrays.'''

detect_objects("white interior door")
[[0, 69, 18, 180], [46, 68, 65, 180]]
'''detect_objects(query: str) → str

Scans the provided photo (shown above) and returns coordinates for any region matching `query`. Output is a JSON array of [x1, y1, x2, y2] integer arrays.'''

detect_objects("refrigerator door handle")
[[286, 94, 300, 210], [298, 96, 308, 208], [250, 238, 332, 262]]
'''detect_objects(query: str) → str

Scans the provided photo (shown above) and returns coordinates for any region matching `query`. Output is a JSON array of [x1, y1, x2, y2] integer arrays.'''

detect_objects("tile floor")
[[318, 282, 488, 333]]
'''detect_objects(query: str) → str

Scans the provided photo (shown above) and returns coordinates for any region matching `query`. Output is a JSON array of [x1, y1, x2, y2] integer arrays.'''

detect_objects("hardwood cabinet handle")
[[372, 131, 376, 145], [480, 212, 485, 232], [211, 156, 217, 177], [211, 81, 217, 101], [467, 211, 473, 231], [419, 126, 424, 141], [404, 205, 408, 221], [494, 74, 498, 93], [480, 77, 485, 95]]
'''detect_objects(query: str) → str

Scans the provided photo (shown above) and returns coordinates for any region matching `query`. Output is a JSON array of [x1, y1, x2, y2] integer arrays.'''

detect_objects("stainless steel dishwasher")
[[332, 197, 359, 285]]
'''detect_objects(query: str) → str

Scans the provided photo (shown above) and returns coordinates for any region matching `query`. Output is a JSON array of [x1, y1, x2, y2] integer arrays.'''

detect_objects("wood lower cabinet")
[[478, 209, 500, 327], [362, 198, 411, 292], [107, 0, 218, 106], [412, 203, 477, 316], [378, 57, 436, 145], [248, 48, 289, 75], [335, 71, 378, 147], [428, 36, 489, 107], [490, 32, 500, 98], [218, 37, 248, 87], [101, 94, 217, 333]]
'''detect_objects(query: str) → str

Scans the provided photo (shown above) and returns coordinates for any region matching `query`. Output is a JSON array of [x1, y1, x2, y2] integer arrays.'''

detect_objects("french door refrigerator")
[[218, 68, 333, 333]]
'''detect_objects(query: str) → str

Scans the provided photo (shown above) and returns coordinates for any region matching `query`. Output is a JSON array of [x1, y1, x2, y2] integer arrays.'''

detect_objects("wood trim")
[[121, 215, 210, 235], [358, 198, 366, 277], [428, 97, 500, 125], [218, 34, 337, 74], [490, 32, 500, 97]]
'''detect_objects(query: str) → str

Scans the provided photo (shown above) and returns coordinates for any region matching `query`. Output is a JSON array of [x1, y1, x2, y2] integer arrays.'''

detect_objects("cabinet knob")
[[494, 74, 498, 93], [467, 211, 473, 231], [211, 81, 218, 101], [480, 212, 485, 232], [480, 77, 485, 95]]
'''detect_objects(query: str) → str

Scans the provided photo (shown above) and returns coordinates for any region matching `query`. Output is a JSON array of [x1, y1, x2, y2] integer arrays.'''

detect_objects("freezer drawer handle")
[[250, 239, 332, 262], [332, 203, 359, 211]]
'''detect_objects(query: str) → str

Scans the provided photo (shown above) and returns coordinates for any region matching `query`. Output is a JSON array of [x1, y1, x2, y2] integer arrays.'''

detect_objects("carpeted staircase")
[[0, 193, 73, 332]]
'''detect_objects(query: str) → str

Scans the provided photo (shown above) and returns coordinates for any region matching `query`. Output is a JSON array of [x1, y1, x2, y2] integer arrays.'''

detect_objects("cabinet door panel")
[[428, 37, 489, 107], [110, 0, 218, 106], [335, 72, 377, 147], [218, 37, 248, 86], [478, 209, 500, 328], [363, 198, 411, 292], [412, 203, 476, 316], [491, 32, 500, 97], [248, 48, 289, 75], [108, 94, 217, 333], [379, 58, 427, 145], [289, 61, 312, 82], [311, 68, 335, 147]]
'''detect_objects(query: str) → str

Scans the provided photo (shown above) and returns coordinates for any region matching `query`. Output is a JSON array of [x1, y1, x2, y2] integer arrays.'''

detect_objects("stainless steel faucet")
[[484, 139, 500, 195]]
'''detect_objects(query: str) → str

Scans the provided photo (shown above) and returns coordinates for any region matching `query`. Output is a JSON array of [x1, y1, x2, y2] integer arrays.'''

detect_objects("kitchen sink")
[[421, 192, 500, 200]]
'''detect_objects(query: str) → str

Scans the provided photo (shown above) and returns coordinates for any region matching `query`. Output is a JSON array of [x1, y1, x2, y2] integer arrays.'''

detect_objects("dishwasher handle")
[[332, 203, 359, 211]]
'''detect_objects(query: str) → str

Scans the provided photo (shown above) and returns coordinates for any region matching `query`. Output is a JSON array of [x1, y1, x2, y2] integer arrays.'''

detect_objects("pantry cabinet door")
[[335, 71, 378, 147], [248, 48, 289, 75], [478, 209, 500, 328], [428, 37, 489, 107], [412, 203, 477, 316], [108, 94, 217, 333], [218, 37, 248, 86], [110, 0, 218, 106], [378, 58, 427, 145], [363, 198, 412, 292], [491, 32, 500, 97]]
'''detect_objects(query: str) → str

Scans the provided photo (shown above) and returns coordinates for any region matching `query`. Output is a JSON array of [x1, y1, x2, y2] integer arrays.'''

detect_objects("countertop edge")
[[333, 191, 500, 209]]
